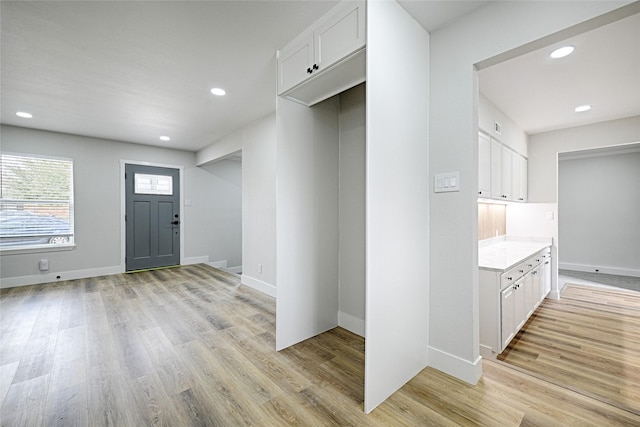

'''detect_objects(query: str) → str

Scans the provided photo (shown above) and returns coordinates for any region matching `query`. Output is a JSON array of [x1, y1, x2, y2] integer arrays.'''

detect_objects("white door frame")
[[119, 159, 185, 272]]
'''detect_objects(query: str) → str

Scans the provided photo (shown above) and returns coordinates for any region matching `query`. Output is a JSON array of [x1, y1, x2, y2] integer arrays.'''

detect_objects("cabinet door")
[[501, 285, 516, 351], [278, 34, 314, 94], [314, 1, 365, 72], [519, 156, 528, 202], [515, 276, 528, 330], [478, 133, 491, 197], [490, 139, 503, 199], [529, 267, 543, 311], [512, 152, 521, 202], [501, 145, 513, 200], [542, 253, 551, 298]]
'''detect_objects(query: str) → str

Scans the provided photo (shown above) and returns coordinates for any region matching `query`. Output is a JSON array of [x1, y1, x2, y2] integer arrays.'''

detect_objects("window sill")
[[0, 244, 76, 255]]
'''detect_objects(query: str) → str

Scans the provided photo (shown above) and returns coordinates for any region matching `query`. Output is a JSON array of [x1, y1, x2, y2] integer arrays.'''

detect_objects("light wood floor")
[[1, 265, 639, 426], [498, 283, 640, 416]]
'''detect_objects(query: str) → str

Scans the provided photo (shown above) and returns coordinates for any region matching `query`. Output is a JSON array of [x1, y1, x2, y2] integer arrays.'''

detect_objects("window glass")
[[134, 173, 173, 195], [0, 153, 74, 250]]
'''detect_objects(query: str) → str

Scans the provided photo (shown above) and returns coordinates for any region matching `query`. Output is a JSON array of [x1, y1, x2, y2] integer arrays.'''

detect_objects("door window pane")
[[134, 173, 173, 195]]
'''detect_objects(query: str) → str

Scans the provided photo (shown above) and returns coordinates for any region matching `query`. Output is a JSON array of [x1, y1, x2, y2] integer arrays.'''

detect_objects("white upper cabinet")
[[483, 136, 527, 203], [500, 145, 512, 200], [478, 132, 491, 197], [490, 139, 503, 200], [277, 1, 366, 105], [519, 155, 528, 202], [278, 35, 314, 95], [314, 2, 365, 72], [512, 153, 527, 202]]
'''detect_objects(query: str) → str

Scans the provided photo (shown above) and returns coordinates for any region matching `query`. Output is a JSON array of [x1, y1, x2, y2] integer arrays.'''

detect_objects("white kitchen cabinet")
[[277, 1, 366, 104], [481, 136, 527, 202], [490, 139, 503, 199], [541, 249, 551, 299], [278, 35, 314, 95], [500, 285, 516, 350], [515, 274, 528, 330], [479, 244, 552, 357], [501, 145, 513, 200], [478, 132, 491, 197], [518, 155, 528, 202], [511, 153, 527, 202]]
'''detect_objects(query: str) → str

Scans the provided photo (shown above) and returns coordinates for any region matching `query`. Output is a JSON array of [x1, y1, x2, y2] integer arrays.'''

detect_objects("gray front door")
[[125, 164, 180, 271]]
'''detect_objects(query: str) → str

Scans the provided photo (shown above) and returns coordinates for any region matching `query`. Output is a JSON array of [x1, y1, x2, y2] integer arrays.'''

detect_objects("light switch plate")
[[434, 172, 460, 193]]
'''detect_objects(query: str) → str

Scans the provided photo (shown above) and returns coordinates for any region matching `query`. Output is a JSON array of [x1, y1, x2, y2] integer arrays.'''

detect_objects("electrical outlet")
[[258, 263, 263, 273]]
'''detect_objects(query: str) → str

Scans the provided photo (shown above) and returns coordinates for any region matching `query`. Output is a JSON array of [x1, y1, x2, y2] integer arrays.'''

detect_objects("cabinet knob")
[[507, 277, 513, 281], [313, 63, 319, 70], [519, 269, 524, 273], [307, 67, 312, 74]]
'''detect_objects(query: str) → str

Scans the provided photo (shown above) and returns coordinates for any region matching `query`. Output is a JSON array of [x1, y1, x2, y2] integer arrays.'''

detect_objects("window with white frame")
[[0, 153, 75, 250]]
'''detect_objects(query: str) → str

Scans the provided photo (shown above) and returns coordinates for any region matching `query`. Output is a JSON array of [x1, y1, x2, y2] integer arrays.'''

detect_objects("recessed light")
[[210, 87, 226, 96], [574, 105, 591, 112], [159, 136, 171, 141], [16, 111, 33, 118], [550, 45, 574, 59]]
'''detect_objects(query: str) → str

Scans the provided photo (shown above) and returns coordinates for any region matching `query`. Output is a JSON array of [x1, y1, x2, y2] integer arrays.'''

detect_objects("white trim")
[[226, 266, 243, 274], [338, 311, 365, 337], [0, 244, 75, 255], [0, 265, 123, 289], [241, 274, 276, 298], [119, 160, 185, 271], [207, 260, 228, 269], [559, 262, 640, 278], [427, 346, 482, 385], [183, 256, 210, 265]]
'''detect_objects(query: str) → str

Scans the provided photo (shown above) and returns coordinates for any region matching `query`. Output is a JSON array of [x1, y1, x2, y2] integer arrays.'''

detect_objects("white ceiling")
[[0, 0, 490, 152], [2, 1, 637, 153], [478, 12, 640, 135]]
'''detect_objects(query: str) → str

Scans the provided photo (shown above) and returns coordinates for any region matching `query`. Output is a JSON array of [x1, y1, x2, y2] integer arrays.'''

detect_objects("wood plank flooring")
[[498, 284, 640, 416], [1, 265, 639, 426]]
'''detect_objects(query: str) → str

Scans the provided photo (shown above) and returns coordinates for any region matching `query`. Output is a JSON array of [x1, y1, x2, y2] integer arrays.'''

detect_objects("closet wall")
[[338, 84, 366, 335], [275, 0, 430, 415]]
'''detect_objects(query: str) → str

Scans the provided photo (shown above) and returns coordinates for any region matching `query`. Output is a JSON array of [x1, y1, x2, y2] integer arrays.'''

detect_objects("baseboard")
[[207, 260, 228, 269], [241, 274, 276, 298], [0, 265, 124, 289], [559, 262, 640, 278], [338, 311, 365, 337], [226, 266, 243, 274], [183, 255, 210, 265], [427, 346, 482, 385]]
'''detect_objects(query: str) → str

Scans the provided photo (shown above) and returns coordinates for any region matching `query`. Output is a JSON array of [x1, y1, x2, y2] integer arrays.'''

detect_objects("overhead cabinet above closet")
[[277, 1, 366, 106]]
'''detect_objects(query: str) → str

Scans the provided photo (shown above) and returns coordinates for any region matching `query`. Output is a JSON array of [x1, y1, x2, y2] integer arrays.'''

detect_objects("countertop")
[[479, 236, 552, 272]]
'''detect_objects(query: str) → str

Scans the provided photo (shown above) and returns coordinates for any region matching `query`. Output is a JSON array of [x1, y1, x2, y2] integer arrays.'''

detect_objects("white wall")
[[198, 159, 243, 268], [240, 115, 277, 295], [528, 116, 640, 203], [0, 125, 239, 287], [338, 83, 366, 335], [508, 117, 640, 298], [428, 1, 629, 383], [365, 0, 430, 413], [197, 114, 277, 296], [275, 96, 340, 350], [479, 92, 528, 157], [559, 150, 640, 276]]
